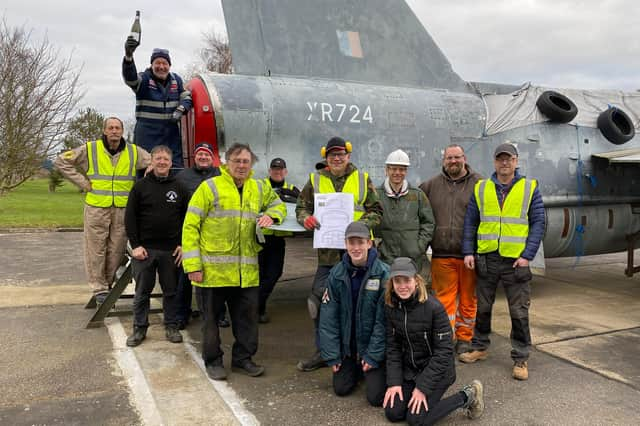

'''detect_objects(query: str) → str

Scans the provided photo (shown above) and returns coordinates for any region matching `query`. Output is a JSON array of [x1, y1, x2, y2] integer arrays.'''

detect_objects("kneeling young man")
[[318, 221, 389, 406]]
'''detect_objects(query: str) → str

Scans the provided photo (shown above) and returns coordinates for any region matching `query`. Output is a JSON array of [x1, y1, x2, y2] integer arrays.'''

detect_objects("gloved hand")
[[303, 215, 321, 230], [171, 106, 185, 123], [124, 36, 139, 57]]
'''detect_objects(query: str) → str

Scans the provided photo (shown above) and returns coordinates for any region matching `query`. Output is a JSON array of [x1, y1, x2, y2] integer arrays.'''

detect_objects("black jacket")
[[385, 293, 456, 396], [175, 165, 220, 198], [125, 173, 189, 250]]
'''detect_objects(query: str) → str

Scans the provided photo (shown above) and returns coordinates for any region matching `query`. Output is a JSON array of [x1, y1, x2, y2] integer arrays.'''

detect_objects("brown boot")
[[458, 350, 488, 363], [513, 360, 528, 380]]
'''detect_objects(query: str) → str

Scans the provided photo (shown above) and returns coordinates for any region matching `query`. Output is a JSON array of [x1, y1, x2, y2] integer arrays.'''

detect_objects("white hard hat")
[[385, 149, 410, 166]]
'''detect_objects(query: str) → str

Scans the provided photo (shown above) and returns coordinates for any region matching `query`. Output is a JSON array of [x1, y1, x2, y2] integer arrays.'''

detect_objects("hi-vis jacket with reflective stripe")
[[181, 166, 287, 288], [474, 178, 537, 258], [310, 170, 368, 220], [85, 140, 137, 208]]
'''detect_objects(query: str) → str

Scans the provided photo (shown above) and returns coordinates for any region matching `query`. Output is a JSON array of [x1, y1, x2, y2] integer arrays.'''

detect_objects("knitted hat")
[[150, 48, 171, 65]]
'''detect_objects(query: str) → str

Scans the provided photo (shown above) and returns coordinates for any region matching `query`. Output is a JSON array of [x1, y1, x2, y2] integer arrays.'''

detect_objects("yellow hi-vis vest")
[[181, 166, 287, 288], [262, 178, 296, 237], [85, 140, 137, 208], [475, 178, 537, 258], [310, 170, 368, 220]]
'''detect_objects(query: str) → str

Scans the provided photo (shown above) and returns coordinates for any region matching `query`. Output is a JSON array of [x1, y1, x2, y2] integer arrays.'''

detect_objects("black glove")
[[124, 36, 139, 57], [171, 106, 185, 123]]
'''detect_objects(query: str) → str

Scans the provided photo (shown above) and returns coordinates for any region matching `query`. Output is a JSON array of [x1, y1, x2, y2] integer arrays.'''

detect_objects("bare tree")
[[0, 18, 82, 194], [197, 29, 233, 75], [62, 107, 104, 150]]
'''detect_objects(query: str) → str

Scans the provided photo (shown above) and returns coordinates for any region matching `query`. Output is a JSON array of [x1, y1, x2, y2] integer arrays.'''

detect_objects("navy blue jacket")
[[319, 248, 390, 368], [122, 59, 193, 169], [462, 171, 545, 260]]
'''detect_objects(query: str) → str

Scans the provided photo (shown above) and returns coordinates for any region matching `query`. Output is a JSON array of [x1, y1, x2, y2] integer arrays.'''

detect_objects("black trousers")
[[197, 286, 259, 367], [472, 251, 532, 361], [131, 248, 178, 329], [385, 381, 466, 425], [258, 235, 286, 315], [333, 356, 386, 407]]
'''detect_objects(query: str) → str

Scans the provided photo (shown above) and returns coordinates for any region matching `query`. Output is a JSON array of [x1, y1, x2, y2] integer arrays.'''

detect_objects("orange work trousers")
[[431, 257, 477, 342]]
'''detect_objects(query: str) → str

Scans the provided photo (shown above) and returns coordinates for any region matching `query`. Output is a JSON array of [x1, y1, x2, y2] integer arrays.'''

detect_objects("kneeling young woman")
[[383, 257, 485, 424]]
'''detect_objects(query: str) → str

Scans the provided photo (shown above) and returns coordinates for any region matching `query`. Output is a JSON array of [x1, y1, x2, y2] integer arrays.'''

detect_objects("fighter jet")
[[182, 0, 640, 273]]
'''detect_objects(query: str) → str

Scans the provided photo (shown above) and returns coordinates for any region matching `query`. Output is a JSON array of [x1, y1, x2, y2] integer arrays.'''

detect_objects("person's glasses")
[[230, 159, 251, 165], [327, 152, 347, 159], [495, 157, 514, 164], [445, 155, 464, 161]]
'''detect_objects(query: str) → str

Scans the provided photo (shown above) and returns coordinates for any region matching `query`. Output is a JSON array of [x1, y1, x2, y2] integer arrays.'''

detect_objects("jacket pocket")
[[476, 255, 488, 278], [514, 265, 532, 283]]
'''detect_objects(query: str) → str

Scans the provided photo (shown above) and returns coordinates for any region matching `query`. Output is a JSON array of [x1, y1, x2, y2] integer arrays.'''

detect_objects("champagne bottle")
[[130, 11, 141, 43]]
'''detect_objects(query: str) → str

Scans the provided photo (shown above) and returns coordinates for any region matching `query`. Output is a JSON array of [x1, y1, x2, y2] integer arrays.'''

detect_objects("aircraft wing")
[[220, 0, 469, 92]]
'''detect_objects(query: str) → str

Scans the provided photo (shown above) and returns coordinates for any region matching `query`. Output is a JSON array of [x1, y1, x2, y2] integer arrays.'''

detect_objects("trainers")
[[232, 360, 265, 377], [296, 350, 327, 372], [463, 380, 485, 419], [259, 313, 270, 324], [165, 327, 183, 343], [95, 292, 108, 306], [458, 350, 488, 363], [217, 317, 230, 328], [455, 339, 472, 355], [126, 327, 147, 347], [513, 360, 528, 380], [206, 364, 227, 381]]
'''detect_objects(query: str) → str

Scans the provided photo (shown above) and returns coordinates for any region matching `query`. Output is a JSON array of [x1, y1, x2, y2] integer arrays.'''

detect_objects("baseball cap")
[[270, 158, 287, 169], [494, 142, 518, 158], [389, 257, 418, 279], [344, 221, 370, 240], [326, 137, 347, 154]]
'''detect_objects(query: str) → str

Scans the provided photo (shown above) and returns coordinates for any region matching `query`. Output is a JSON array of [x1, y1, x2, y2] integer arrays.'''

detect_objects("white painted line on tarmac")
[[184, 342, 260, 426], [106, 318, 164, 426]]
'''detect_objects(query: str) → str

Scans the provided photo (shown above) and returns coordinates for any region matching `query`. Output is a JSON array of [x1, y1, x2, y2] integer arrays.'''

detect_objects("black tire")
[[536, 90, 578, 123], [597, 108, 635, 145]]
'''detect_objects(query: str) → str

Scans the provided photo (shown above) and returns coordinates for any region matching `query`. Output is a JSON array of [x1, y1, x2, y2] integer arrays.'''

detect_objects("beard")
[[445, 163, 464, 178]]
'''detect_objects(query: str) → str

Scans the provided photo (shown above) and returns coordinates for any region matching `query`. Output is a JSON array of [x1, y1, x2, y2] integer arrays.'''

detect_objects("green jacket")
[[375, 184, 434, 274], [182, 166, 286, 288], [296, 163, 383, 266]]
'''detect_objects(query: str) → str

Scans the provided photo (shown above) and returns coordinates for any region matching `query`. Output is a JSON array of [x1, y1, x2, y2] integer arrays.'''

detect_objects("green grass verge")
[[0, 179, 85, 228]]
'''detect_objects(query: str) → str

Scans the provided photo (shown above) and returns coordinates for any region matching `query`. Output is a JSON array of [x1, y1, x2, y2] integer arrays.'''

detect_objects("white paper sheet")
[[313, 193, 354, 249]]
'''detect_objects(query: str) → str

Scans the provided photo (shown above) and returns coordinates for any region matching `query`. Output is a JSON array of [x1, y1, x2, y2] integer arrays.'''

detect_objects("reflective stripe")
[[136, 111, 173, 120], [478, 234, 499, 240], [187, 205, 205, 217], [202, 255, 259, 265], [312, 173, 321, 193], [501, 217, 528, 225], [90, 141, 100, 175], [477, 180, 486, 219], [207, 209, 253, 219], [86, 174, 135, 181], [207, 179, 220, 205], [126, 144, 135, 177], [91, 189, 130, 197], [136, 99, 180, 108], [500, 236, 527, 243], [357, 171, 366, 204], [354, 205, 365, 212], [521, 180, 533, 220], [481, 215, 501, 222], [448, 314, 456, 321], [256, 180, 264, 210], [456, 322, 474, 329], [179, 90, 192, 100], [125, 78, 139, 86], [182, 250, 201, 260]]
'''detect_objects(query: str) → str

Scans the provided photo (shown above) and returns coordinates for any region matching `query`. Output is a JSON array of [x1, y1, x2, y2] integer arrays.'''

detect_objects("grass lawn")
[[0, 178, 85, 228]]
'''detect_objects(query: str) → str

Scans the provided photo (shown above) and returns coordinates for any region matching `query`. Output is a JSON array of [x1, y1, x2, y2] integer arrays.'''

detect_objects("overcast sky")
[[3, 0, 639, 124]]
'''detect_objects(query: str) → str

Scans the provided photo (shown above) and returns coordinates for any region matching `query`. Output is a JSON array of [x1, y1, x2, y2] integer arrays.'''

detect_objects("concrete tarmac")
[[1, 231, 639, 425]]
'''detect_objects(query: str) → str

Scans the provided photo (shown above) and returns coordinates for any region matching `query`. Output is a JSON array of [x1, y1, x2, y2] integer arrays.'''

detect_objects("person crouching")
[[318, 221, 389, 406], [383, 257, 485, 424]]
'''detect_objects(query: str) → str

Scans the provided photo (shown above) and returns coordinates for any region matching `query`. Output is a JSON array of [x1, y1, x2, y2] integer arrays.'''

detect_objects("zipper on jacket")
[[402, 303, 417, 369], [424, 331, 433, 356]]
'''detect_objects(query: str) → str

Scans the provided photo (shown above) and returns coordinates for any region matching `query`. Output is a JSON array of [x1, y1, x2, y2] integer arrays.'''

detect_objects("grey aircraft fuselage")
[[184, 0, 640, 260]]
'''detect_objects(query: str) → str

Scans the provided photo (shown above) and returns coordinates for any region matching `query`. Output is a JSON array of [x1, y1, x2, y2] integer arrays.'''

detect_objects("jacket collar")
[[341, 247, 378, 274]]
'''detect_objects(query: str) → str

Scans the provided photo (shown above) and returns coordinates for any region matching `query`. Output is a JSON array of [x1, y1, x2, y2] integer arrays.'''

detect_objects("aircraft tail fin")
[[221, 0, 469, 91]]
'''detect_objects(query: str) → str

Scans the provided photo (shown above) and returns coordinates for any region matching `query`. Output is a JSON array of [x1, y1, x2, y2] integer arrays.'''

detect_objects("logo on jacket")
[[365, 279, 380, 291], [166, 191, 178, 203], [321, 288, 330, 304]]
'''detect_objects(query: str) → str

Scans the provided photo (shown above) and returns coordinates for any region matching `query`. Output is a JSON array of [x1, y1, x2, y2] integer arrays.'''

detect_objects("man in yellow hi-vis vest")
[[295, 136, 383, 372], [182, 143, 287, 381], [459, 143, 545, 382], [55, 117, 151, 304], [258, 158, 301, 324]]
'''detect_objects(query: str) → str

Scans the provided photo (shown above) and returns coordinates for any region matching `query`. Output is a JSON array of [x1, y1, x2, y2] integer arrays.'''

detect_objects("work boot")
[[462, 380, 485, 419], [232, 360, 265, 377], [259, 312, 270, 324], [126, 327, 147, 347], [458, 349, 488, 364], [455, 339, 472, 355], [296, 350, 327, 372], [165, 327, 183, 343], [513, 360, 529, 380], [206, 364, 227, 381]]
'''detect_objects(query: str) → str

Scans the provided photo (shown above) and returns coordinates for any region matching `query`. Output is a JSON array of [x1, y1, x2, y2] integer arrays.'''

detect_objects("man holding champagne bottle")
[[122, 11, 193, 174]]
